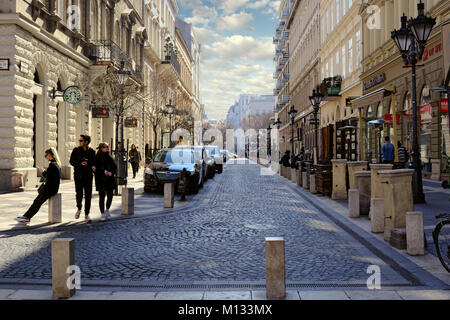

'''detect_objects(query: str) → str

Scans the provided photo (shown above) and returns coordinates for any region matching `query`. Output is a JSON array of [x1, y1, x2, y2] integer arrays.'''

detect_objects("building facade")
[[355, 0, 449, 180]]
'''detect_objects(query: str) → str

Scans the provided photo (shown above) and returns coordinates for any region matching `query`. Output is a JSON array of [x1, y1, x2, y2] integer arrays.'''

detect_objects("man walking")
[[381, 136, 395, 164], [70, 135, 96, 222], [397, 141, 410, 168]]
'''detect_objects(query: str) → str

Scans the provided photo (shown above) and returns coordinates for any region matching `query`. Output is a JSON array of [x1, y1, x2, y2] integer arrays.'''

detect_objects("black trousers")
[[24, 193, 50, 220], [98, 188, 114, 213], [75, 176, 93, 215], [131, 162, 139, 178]]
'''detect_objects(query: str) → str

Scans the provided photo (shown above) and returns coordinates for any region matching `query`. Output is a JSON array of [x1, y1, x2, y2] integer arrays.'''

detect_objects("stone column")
[[331, 159, 347, 200], [290, 167, 296, 183], [430, 159, 441, 181], [347, 161, 368, 189], [52, 238, 75, 298], [355, 170, 371, 215], [302, 171, 308, 190], [121, 187, 134, 215], [370, 198, 384, 233], [348, 189, 360, 218], [297, 169, 302, 187], [406, 211, 425, 256], [369, 164, 393, 219], [265, 237, 285, 298], [378, 169, 414, 242], [310, 174, 317, 194]]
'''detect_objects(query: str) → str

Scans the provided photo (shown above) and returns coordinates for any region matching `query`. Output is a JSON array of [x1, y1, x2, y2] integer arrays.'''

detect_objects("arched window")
[[90, 0, 98, 40], [34, 70, 41, 84], [115, 21, 120, 45], [367, 106, 373, 118], [376, 102, 383, 118], [420, 85, 431, 106]]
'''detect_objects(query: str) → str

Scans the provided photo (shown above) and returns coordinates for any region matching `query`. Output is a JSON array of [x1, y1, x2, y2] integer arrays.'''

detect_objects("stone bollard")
[[331, 159, 348, 200], [164, 183, 175, 208], [52, 238, 75, 298], [290, 168, 296, 183], [10, 171, 25, 192], [368, 164, 393, 219], [297, 169, 303, 187], [348, 189, 360, 218], [406, 211, 425, 255], [48, 193, 62, 223], [347, 161, 368, 189], [378, 169, 414, 242], [302, 171, 309, 190], [355, 171, 371, 216], [121, 187, 134, 215], [310, 174, 317, 194], [265, 237, 285, 299], [370, 198, 384, 233]]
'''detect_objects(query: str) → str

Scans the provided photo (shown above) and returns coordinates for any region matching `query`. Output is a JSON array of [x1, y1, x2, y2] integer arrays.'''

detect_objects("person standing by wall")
[[381, 136, 395, 164], [70, 135, 96, 223], [129, 144, 141, 179], [94, 143, 117, 221], [397, 141, 410, 168], [15, 148, 61, 223]]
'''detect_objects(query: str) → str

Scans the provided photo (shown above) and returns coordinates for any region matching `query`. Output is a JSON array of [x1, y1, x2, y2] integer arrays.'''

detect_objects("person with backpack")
[[94, 142, 117, 221], [15, 148, 61, 223]]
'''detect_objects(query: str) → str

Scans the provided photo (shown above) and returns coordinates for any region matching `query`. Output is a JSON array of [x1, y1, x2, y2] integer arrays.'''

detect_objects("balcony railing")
[[162, 52, 181, 76], [282, 73, 290, 81], [319, 76, 343, 97], [273, 37, 279, 44], [282, 51, 289, 59], [274, 88, 280, 95], [281, 9, 289, 18], [280, 94, 290, 104], [282, 31, 290, 39]]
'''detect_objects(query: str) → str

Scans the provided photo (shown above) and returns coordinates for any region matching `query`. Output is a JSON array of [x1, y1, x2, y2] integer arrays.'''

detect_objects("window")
[[356, 30, 361, 68], [331, 3, 334, 31], [336, 51, 339, 73], [342, 45, 346, 78], [343, 0, 346, 16], [57, 0, 65, 20], [348, 38, 353, 74], [326, 11, 329, 35], [326, 62, 329, 77], [330, 57, 334, 77], [336, 0, 340, 24]]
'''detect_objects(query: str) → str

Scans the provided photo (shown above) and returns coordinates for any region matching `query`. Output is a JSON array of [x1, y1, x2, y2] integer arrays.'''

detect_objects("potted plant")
[[164, 36, 179, 61]]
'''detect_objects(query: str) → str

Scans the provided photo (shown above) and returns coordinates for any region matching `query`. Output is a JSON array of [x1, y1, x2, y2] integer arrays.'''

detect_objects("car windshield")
[[153, 150, 194, 164], [205, 146, 219, 155]]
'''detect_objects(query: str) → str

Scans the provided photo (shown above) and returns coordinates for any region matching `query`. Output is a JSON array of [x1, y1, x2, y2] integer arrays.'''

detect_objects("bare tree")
[[241, 113, 273, 131]]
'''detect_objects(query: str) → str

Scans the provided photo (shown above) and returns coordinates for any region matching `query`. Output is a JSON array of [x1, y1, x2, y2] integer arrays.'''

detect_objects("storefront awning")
[[351, 88, 392, 109]]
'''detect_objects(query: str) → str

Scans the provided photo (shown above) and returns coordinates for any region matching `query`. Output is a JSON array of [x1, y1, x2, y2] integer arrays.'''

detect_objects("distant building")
[[226, 94, 275, 129]]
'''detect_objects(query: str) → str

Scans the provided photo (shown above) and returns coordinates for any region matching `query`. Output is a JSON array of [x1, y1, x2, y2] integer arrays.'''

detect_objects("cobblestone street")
[[0, 161, 447, 290]]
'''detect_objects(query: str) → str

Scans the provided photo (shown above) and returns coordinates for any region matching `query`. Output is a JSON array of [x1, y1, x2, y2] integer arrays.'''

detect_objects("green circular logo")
[[63, 86, 82, 104]]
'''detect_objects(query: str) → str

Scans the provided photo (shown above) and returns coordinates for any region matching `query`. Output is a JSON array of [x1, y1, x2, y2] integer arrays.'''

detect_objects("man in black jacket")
[[70, 135, 96, 222]]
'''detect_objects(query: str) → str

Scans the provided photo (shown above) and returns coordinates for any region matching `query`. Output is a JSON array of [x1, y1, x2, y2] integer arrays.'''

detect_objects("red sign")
[[403, 104, 433, 115], [441, 98, 448, 113], [421, 43, 442, 61], [384, 114, 400, 125]]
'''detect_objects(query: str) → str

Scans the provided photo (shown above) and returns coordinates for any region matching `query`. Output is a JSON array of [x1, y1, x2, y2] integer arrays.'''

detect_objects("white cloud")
[[218, 0, 250, 14], [247, 0, 270, 10], [216, 12, 254, 31], [185, 6, 218, 26]]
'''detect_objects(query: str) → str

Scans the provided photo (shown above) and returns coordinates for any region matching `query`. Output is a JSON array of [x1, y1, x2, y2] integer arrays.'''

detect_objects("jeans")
[[131, 162, 139, 178], [75, 176, 93, 215], [98, 188, 114, 213], [24, 193, 50, 220]]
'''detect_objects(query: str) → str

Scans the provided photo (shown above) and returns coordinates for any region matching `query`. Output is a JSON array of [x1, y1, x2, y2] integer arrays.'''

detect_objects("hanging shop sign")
[[125, 117, 138, 127], [440, 98, 448, 113], [0, 58, 10, 71], [384, 114, 400, 125], [63, 86, 82, 104], [92, 107, 110, 118], [363, 73, 386, 91]]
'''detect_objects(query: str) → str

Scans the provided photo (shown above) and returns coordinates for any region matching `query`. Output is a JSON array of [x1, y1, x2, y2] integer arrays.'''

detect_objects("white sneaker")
[[101, 213, 106, 221], [75, 209, 81, 219], [105, 209, 111, 220]]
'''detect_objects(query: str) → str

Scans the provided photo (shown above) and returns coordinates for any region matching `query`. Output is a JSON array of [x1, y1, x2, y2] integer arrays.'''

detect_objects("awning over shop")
[[351, 88, 392, 109]]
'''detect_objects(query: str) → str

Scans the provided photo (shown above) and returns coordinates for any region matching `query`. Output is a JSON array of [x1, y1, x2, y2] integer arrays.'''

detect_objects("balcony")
[[273, 37, 279, 44], [319, 76, 343, 101], [161, 52, 181, 76], [282, 51, 289, 59], [281, 9, 289, 18], [280, 94, 290, 104], [273, 71, 280, 79], [277, 20, 286, 29], [277, 40, 286, 48], [275, 48, 283, 55], [282, 73, 290, 81], [276, 80, 287, 90], [282, 31, 290, 39], [273, 88, 281, 95]]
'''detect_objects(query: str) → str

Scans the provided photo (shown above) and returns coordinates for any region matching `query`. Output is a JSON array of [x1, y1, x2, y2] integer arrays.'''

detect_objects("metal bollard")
[[48, 193, 62, 223], [265, 237, 285, 298], [52, 238, 75, 298]]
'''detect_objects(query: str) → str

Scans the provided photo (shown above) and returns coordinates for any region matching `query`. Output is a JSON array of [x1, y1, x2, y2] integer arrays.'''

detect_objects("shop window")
[[419, 85, 432, 172]]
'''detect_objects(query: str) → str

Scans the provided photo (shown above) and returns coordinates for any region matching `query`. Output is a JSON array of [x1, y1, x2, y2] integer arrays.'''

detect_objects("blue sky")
[[177, 0, 280, 121]]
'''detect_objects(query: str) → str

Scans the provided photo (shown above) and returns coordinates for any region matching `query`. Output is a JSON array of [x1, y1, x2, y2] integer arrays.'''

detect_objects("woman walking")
[[15, 148, 61, 223], [94, 143, 117, 221], [129, 144, 141, 179]]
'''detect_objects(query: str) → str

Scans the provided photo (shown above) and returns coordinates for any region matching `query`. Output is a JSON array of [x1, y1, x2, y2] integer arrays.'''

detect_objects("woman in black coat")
[[94, 143, 117, 221], [15, 148, 61, 223], [128, 144, 141, 179]]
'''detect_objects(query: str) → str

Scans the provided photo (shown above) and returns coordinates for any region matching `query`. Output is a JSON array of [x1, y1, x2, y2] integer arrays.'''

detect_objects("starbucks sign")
[[63, 86, 82, 104]]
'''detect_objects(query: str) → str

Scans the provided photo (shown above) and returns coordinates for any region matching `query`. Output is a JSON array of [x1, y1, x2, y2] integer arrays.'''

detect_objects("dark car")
[[175, 145, 208, 184], [144, 148, 203, 194], [205, 145, 223, 174]]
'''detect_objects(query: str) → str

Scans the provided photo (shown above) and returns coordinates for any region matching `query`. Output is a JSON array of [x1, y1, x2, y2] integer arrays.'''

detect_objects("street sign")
[[0, 58, 9, 71], [92, 107, 110, 118], [63, 86, 82, 104], [125, 117, 138, 127]]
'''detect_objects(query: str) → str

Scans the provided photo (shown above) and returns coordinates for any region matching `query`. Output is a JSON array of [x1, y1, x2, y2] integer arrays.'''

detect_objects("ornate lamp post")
[[114, 61, 131, 186], [309, 89, 323, 165], [267, 124, 272, 157], [391, 1, 435, 204], [163, 99, 176, 147], [288, 105, 297, 166]]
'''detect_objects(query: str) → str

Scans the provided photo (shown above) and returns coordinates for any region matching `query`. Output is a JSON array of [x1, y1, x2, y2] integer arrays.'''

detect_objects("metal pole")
[[392, 90, 399, 163], [315, 110, 318, 165], [359, 107, 363, 161], [410, 55, 426, 203]]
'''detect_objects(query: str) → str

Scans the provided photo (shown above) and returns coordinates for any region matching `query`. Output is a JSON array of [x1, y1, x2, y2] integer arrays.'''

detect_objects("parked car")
[[204, 148, 216, 179], [144, 148, 203, 194], [205, 145, 223, 174], [221, 149, 237, 163], [174, 145, 207, 185]]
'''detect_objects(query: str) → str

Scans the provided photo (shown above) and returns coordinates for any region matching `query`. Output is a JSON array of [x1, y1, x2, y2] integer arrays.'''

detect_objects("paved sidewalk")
[[1, 286, 449, 300], [0, 174, 194, 232]]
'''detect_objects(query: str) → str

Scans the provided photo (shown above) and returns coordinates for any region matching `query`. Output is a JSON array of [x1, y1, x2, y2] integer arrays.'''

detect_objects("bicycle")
[[432, 213, 450, 273]]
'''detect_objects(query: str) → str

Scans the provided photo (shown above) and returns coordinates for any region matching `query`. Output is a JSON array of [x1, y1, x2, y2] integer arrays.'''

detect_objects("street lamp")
[[114, 60, 131, 186], [164, 99, 176, 147], [309, 89, 323, 165], [391, 1, 435, 204], [288, 105, 297, 166], [267, 124, 272, 157]]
